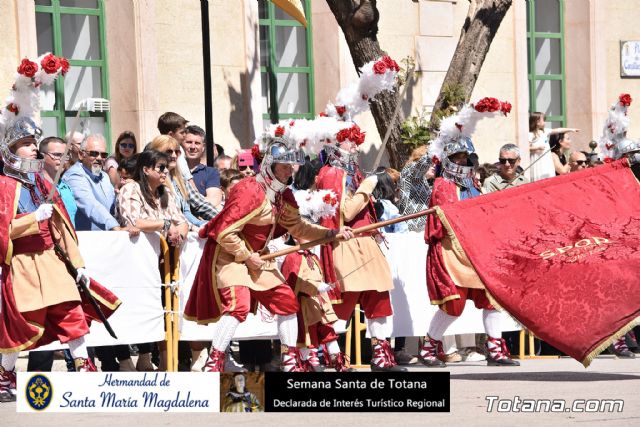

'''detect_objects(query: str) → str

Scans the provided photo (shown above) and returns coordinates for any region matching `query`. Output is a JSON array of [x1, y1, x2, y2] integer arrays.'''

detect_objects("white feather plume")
[[294, 189, 338, 223], [598, 95, 632, 159]]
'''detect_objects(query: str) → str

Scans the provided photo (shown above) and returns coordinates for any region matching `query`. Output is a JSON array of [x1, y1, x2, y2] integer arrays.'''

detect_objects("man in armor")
[[0, 118, 123, 402], [420, 106, 519, 368], [184, 130, 353, 372], [315, 123, 406, 372]]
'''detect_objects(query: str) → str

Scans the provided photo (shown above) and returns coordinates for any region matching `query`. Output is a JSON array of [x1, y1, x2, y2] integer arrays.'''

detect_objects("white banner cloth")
[[31, 230, 519, 349]]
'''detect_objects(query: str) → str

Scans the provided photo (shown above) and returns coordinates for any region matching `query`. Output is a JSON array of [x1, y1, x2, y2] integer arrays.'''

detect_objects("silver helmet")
[[614, 138, 640, 159], [258, 135, 305, 194], [324, 143, 358, 175], [1, 117, 44, 180], [441, 135, 476, 188]]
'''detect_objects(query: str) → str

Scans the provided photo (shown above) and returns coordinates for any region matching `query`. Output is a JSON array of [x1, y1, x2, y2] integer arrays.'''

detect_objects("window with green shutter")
[[34, 0, 111, 149], [526, 0, 567, 129], [258, 0, 315, 128]]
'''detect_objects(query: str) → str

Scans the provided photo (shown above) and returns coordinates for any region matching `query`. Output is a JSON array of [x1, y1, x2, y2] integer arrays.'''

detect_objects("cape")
[[429, 160, 640, 366], [0, 175, 121, 352]]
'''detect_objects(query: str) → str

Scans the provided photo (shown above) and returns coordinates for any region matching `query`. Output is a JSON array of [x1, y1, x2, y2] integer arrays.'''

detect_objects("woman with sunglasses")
[[147, 136, 217, 230], [117, 149, 188, 246], [105, 131, 138, 189], [116, 149, 188, 371]]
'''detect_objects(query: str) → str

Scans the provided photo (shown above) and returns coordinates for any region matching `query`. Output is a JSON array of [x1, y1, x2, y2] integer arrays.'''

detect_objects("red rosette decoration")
[[335, 105, 346, 117], [319, 112, 328, 117], [349, 125, 366, 146], [474, 97, 502, 113], [322, 193, 338, 206], [59, 57, 70, 76], [431, 156, 441, 165], [619, 93, 632, 107], [337, 124, 366, 146], [7, 103, 19, 114], [274, 125, 285, 137], [251, 144, 263, 161], [41, 53, 61, 74], [336, 128, 351, 143], [500, 101, 512, 116], [17, 58, 38, 78], [373, 60, 387, 75], [381, 55, 400, 72]]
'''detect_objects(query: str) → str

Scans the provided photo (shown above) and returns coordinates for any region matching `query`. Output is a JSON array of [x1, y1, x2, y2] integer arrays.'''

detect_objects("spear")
[[260, 207, 435, 260]]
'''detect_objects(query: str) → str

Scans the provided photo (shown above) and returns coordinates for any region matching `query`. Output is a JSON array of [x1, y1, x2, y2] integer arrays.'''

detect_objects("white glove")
[[317, 281, 333, 293], [34, 204, 54, 221], [75, 267, 90, 286]]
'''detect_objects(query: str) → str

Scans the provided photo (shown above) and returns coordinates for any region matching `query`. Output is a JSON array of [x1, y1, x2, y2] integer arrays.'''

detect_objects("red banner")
[[437, 160, 640, 366]]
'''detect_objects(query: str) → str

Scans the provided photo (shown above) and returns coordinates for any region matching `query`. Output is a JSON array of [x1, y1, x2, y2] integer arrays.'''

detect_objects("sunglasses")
[[120, 142, 135, 149], [498, 158, 519, 166], [84, 150, 109, 159], [154, 164, 168, 173], [239, 165, 253, 171], [575, 160, 588, 166], [44, 152, 65, 160], [165, 149, 181, 156]]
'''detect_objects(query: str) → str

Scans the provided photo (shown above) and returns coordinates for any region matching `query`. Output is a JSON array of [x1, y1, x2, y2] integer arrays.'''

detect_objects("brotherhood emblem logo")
[[26, 374, 53, 411]]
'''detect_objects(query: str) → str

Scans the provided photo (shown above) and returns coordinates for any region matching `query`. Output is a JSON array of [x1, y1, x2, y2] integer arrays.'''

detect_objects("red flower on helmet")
[[336, 124, 366, 146], [381, 55, 400, 72], [7, 103, 19, 114], [373, 61, 387, 75], [474, 97, 502, 113], [17, 58, 38, 78], [619, 93, 632, 107], [335, 105, 346, 116], [350, 126, 366, 145], [500, 101, 512, 115], [251, 144, 263, 160], [41, 53, 61, 74], [274, 126, 285, 137], [59, 57, 70, 76]]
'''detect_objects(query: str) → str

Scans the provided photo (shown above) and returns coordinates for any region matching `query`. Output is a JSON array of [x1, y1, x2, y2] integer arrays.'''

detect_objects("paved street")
[[2, 355, 638, 426]]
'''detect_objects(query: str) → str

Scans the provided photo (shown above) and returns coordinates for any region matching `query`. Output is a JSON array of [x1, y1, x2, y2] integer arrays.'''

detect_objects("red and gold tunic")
[[425, 177, 485, 306], [0, 175, 121, 352], [281, 250, 338, 346], [184, 177, 328, 324], [315, 165, 393, 301]]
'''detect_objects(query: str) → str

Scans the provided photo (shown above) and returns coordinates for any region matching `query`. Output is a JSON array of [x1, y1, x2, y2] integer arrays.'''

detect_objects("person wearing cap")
[[419, 101, 519, 368], [184, 124, 353, 372], [315, 123, 406, 372], [235, 149, 257, 177]]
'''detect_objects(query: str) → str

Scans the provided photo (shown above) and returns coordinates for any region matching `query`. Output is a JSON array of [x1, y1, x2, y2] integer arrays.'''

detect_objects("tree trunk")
[[325, 0, 512, 168], [429, 0, 513, 130], [325, 0, 409, 169]]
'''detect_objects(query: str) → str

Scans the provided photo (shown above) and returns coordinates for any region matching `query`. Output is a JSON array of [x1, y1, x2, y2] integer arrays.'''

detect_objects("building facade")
[[1, 0, 639, 170]]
